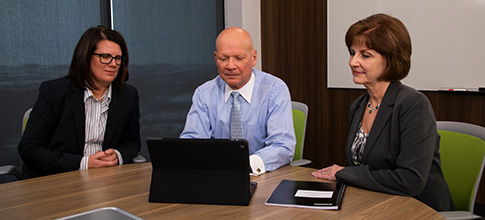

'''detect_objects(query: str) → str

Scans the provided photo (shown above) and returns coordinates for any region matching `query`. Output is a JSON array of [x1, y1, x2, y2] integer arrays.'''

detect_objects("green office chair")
[[1, 108, 33, 180], [0, 108, 30, 182], [22, 108, 32, 135], [289, 101, 311, 166], [437, 121, 485, 220]]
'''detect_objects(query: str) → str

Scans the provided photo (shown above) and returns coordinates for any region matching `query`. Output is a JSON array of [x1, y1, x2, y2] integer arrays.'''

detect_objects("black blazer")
[[18, 76, 141, 178], [335, 81, 455, 211]]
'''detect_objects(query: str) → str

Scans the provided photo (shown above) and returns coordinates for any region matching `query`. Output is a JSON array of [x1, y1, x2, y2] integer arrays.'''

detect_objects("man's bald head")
[[215, 27, 254, 53], [214, 27, 257, 90]]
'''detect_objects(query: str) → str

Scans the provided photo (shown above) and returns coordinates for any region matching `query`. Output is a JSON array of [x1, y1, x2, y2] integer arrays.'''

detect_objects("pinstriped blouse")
[[79, 85, 123, 169]]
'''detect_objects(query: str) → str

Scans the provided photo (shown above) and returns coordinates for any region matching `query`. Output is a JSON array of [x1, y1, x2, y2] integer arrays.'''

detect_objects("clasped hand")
[[88, 149, 119, 168]]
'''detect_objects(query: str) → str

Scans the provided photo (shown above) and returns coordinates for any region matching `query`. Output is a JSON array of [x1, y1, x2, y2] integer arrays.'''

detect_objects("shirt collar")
[[224, 71, 255, 103], [84, 83, 112, 103]]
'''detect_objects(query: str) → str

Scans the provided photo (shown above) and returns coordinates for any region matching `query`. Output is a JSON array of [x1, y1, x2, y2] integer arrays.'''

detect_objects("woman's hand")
[[312, 164, 345, 181], [88, 149, 119, 168]]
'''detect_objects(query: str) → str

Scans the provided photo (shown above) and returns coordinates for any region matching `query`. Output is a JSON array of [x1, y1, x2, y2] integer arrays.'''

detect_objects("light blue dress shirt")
[[180, 69, 296, 171]]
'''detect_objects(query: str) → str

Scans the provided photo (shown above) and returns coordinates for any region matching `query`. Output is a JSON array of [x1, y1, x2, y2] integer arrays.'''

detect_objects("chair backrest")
[[437, 121, 485, 142], [0, 108, 30, 181], [291, 101, 308, 161], [437, 121, 485, 213], [19, 108, 33, 169], [22, 108, 32, 135]]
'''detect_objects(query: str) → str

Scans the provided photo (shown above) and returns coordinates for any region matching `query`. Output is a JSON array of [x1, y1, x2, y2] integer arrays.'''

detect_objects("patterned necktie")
[[231, 91, 243, 139]]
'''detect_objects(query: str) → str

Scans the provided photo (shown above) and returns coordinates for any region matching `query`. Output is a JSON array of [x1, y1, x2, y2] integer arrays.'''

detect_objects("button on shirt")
[[180, 70, 296, 174], [80, 85, 123, 169]]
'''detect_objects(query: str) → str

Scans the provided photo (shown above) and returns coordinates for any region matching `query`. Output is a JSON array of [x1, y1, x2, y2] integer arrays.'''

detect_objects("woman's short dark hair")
[[68, 26, 129, 91], [345, 13, 412, 82]]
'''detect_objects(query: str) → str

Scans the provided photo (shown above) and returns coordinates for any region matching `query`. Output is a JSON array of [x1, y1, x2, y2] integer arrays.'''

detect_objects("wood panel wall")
[[261, 0, 485, 204]]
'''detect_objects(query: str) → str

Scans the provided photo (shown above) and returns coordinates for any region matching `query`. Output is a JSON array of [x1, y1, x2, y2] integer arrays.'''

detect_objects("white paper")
[[295, 190, 333, 198]]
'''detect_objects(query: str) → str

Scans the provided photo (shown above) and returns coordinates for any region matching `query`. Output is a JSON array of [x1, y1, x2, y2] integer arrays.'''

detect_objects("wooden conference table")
[[0, 163, 444, 220]]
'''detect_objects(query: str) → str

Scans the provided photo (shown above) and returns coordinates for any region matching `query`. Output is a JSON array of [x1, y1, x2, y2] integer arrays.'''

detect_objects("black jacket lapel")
[[103, 87, 121, 150], [69, 82, 85, 151], [346, 94, 367, 164], [361, 81, 401, 163]]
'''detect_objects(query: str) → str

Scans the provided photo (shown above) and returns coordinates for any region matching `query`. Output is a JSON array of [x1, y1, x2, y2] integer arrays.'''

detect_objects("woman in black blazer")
[[18, 26, 141, 178], [312, 14, 454, 211]]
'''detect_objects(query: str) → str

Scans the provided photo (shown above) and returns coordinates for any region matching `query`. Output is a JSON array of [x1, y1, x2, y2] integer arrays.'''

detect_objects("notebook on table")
[[147, 138, 257, 206], [265, 180, 346, 210]]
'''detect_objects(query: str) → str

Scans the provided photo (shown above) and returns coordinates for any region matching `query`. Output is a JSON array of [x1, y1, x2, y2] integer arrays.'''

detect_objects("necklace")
[[367, 101, 380, 114]]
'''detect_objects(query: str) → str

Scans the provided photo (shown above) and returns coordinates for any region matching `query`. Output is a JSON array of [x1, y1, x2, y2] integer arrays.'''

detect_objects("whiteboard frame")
[[327, 0, 485, 91]]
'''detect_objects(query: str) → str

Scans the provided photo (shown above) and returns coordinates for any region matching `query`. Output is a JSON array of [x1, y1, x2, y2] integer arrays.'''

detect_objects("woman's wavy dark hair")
[[68, 26, 129, 91], [345, 13, 412, 82]]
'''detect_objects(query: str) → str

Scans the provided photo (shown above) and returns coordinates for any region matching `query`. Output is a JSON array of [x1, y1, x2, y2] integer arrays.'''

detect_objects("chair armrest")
[[289, 159, 312, 167], [132, 155, 147, 163], [0, 165, 21, 179], [438, 211, 482, 220]]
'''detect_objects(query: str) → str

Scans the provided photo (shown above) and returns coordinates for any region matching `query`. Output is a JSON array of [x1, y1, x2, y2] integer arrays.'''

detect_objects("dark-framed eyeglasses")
[[93, 53, 126, 65]]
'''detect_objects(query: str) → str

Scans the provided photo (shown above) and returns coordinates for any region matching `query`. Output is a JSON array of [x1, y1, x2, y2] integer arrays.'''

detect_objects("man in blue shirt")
[[180, 27, 296, 175]]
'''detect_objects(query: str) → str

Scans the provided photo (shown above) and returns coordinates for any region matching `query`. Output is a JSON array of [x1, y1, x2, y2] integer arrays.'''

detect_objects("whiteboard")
[[327, 0, 485, 91]]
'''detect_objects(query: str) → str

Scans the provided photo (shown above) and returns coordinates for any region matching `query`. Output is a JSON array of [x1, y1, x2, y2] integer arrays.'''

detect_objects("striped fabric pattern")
[[79, 86, 111, 170]]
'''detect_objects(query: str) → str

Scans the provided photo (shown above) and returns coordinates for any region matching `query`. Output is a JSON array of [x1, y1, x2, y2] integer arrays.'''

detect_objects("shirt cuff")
[[114, 149, 123, 165], [80, 156, 89, 170], [249, 154, 266, 175]]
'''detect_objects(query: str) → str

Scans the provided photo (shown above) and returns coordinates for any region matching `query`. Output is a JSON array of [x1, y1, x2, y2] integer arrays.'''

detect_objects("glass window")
[[0, 0, 223, 172], [112, 0, 223, 159], [0, 1, 100, 171]]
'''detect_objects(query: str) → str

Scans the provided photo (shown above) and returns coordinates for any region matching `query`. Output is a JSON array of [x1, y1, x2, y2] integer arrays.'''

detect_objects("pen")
[[448, 88, 468, 91]]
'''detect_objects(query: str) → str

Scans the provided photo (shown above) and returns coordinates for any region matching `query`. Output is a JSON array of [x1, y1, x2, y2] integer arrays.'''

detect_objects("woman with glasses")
[[18, 26, 141, 179]]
